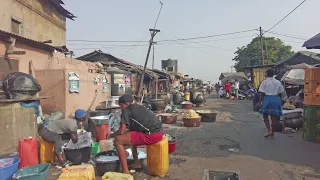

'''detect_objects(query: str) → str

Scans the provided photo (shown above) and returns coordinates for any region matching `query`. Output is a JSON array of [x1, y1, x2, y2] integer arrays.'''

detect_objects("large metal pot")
[[153, 94, 170, 104], [150, 99, 167, 112], [284, 116, 303, 129], [173, 93, 183, 105], [196, 110, 217, 123]]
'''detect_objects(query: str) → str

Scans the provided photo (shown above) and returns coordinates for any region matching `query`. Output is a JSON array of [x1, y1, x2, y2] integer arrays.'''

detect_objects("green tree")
[[233, 37, 294, 72]]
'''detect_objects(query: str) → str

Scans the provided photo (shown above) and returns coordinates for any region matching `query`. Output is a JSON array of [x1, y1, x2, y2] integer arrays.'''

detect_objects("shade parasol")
[[302, 33, 320, 49], [220, 75, 248, 84]]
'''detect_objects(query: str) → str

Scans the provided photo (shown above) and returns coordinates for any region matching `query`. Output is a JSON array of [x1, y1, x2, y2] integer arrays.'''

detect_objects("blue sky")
[[65, 0, 319, 82]]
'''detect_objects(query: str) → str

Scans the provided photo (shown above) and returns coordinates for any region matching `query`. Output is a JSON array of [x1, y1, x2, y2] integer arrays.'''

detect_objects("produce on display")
[[184, 110, 200, 118]]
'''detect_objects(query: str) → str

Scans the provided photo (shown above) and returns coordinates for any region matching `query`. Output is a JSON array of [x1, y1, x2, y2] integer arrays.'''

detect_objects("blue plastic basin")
[[0, 158, 20, 180]]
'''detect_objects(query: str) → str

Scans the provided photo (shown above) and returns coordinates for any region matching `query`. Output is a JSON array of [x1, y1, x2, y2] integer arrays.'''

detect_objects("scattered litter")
[[228, 148, 240, 153], [282, 127, 297, 134]]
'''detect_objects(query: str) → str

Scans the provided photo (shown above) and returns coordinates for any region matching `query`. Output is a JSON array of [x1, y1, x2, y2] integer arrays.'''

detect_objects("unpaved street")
[[135, 94, 320, 180]]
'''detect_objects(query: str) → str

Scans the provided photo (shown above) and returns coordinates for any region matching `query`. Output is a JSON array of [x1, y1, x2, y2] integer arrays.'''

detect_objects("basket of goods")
[[182, 110, 201, 127], [157, 113, 178, 124]]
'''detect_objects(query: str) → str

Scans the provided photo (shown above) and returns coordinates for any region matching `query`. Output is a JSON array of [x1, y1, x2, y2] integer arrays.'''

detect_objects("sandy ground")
[[48, 94, 320, 179]]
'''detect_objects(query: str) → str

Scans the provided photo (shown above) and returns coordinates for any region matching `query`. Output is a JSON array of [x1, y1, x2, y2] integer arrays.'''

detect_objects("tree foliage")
[[233, 37, 294, 72]]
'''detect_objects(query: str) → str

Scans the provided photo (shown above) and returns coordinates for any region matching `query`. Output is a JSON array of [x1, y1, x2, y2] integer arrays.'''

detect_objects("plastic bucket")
[[91, 142, 100, 155], [168, 141, 177, 153], [0, 157, 20, 180]]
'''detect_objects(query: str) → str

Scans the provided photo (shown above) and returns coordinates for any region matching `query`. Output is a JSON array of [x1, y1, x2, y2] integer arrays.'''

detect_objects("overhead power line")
[[66, 29, 258, 43], [158, 29, 258, 42], [264, 0, 307, 34], [267, 31, 308, 40], [159, 32, 220, 56]]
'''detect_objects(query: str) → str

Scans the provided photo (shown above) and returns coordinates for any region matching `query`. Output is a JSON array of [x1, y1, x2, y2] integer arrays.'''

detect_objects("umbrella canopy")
[[303, 33, 320, 49], [221, 75, 248, 84], [280, 69, 304, 85], [289, 63, 316, 69]]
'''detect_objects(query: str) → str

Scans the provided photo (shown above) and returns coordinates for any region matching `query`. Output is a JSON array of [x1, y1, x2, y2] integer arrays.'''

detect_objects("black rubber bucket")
[[64, 147, 91, 165], [92, 150, 121, 176], [199, 113, 217, 122]]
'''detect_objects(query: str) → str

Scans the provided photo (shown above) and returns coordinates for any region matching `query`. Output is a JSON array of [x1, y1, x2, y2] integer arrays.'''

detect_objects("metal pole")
[[259, 26, 265, 65], [152, 42, 155, 69]]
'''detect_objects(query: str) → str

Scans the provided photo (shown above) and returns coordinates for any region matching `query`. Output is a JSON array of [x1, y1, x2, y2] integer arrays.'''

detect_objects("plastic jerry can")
[[95, 124, 109, 141], [18, 136, 38, 168], [58, 164, 95, 180], [102, 172, 134, 180], [39, 138, 54, 164], [146, 137, 169, 177]]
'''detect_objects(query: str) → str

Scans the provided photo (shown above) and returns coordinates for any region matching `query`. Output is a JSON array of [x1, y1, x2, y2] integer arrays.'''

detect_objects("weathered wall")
[[36, 68, 111, 118], [35, 69, 66, 115], [0, 0, 66, 46], [1, 38, 112, 118], [0, 103, 36, 154]]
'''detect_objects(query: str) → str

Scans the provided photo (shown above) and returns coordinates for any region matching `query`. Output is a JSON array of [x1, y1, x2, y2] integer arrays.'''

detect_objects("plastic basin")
[[12, 163, 51, 180], [0, 158, 14, 168], [0, 158, 20, 180]]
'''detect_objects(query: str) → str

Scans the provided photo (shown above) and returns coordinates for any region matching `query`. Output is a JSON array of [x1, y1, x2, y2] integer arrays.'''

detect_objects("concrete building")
[[0, 1, 111, 118], [0, 0, 75, 46], [162, 59, 178, 72]]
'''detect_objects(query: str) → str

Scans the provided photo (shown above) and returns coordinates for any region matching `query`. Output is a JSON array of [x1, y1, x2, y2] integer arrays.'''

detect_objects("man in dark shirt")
[[113, 94, 163, 174]]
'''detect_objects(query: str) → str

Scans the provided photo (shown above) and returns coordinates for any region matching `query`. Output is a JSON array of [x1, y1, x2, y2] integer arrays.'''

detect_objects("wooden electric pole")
[[137, 1, 163, 96], [259, 27, 265, 65], [137, 29, 160, 96]]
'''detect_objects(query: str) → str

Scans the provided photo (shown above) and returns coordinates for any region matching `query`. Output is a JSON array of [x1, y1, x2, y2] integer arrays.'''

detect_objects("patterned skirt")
[[259, 95, 282, 116]]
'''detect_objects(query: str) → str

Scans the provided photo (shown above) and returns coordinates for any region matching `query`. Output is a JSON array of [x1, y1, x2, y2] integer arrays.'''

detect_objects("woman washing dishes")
[[258, 69, 285, 138]]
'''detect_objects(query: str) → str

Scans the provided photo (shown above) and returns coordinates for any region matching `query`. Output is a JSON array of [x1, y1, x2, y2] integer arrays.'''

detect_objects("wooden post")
[[29, 60, 43, 116]]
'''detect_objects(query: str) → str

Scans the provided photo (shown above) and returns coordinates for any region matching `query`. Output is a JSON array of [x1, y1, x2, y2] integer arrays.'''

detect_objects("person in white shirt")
[[234, 79, 240, 99], [258, 69, 285, 138]]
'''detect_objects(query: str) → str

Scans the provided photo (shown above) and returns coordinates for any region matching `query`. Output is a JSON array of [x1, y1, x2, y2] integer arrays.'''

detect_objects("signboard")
[[119, 84, 125, 94], [124, 74, 131, 87], [68, 72, 80, 93], [114, 74, 124, 84]]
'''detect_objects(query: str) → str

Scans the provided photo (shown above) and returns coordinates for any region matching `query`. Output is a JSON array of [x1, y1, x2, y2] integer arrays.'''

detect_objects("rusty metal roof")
[[0, 29, 65, 52], [48, 0, 76, 20]]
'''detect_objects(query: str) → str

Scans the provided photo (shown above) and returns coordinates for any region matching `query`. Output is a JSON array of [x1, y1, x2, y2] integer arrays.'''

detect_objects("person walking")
[[225, 81, 231, 98], [258, 69, 285, 138], [234, 79, 239, 99]]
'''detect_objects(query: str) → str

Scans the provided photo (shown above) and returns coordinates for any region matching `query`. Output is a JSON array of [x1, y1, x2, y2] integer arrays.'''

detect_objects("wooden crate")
[[304, 81, 320, 93], [305, 68, 320, 82], [304, 92, 320, 105]]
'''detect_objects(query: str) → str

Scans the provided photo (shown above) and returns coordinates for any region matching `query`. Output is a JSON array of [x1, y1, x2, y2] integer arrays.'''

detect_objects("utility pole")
[[138, 29, 160, 96], [230, 66, 233, 73], [152, 42, 157, 69], [137, 1, 163, 96], [259, 27, 265, 65]]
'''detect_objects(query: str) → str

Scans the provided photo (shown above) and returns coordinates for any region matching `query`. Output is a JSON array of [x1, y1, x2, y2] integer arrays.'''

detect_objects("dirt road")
[[135, 95, 320, 180]]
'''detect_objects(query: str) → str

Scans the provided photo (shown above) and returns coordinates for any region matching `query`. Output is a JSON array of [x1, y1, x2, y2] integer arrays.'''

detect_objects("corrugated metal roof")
[[48, 0, 76, 20], [274, 51, 320, 66], [0, 29, 63, 52]]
